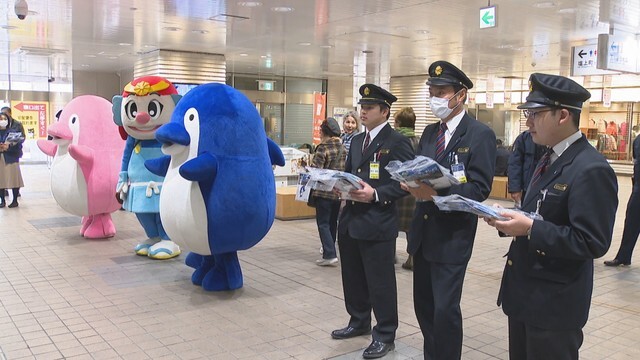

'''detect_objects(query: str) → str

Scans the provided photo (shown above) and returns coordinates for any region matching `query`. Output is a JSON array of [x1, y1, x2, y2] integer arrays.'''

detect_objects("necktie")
[[530, 149, 552, 187], [435, 122, 447, 162], [363, 132, 371, 153]]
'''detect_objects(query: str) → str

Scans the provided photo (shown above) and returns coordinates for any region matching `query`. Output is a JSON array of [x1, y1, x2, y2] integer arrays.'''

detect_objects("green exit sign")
[[480, 6, 496, 29]]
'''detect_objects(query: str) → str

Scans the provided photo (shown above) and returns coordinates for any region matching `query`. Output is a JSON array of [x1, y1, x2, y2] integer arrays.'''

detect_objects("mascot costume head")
[[36, 95, 124, 238], [145, 83, 285, 291], [112, 76, 183, 259]]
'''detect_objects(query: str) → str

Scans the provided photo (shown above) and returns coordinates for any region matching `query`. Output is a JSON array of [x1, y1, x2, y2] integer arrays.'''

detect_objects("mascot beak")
[[156, 122, 190, 146], [47, 121, 72, 141]]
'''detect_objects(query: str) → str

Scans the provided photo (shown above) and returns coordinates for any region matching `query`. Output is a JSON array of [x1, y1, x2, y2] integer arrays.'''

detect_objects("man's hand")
[[348, 180, 376, 203], [400, 181, 437, 201], [0, 143, 8, 152], [482, 208, 534, 237], [510, 191, 523, 207]]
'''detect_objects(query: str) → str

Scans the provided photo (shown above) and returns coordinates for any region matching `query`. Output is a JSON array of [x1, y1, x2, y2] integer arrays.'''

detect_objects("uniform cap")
[[517, 73, 591, 110], [358, 84, 397, 107], [426, 60, 473, 89]]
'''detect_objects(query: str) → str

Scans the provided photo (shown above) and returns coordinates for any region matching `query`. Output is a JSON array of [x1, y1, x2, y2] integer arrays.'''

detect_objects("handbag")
[[306, 189, 317, 207]]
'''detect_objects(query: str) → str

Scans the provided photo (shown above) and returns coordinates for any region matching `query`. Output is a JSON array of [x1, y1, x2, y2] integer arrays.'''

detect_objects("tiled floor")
[[0, 164, 639, 360]]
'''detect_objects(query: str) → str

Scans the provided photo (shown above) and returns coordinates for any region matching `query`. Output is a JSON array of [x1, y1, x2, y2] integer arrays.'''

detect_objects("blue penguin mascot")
[[145, 83, 285, 291]]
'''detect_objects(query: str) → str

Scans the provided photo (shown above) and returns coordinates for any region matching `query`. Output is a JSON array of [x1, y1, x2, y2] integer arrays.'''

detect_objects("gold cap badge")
[[364, 87, 370, 96], [435, 65, 443, 76], [528, 81, 533, 92]]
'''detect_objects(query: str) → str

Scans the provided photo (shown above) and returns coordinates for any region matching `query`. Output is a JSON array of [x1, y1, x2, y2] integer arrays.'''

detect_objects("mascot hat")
[[122, 75, 178, 97]]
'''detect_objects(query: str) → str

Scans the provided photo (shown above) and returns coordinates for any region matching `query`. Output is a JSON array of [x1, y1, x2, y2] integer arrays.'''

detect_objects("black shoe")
[[8, 201, 18, 208], [331, 326, 371, 340], [604, 259, 630, 267], [363, 340, 395, 359], [0, 202, 4, 208]]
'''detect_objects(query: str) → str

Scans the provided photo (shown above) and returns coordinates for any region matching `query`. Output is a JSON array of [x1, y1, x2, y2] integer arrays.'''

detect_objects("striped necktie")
[[362, 132, 371, 153], [530, 149, 552, 187], [435, 122, 447, 161]]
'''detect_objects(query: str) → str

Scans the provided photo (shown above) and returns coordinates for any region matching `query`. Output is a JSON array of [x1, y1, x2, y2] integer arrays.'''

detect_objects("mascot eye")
[[189, 114, 195, 121], [70, 116, 77, 124], [125, 102, 138, 119], [148, 100, 164, 119]]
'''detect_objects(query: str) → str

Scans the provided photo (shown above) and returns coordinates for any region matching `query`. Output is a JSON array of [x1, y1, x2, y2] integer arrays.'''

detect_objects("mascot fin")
[[144, 155, 171, 177], [179, 153, 218, 182], [267, 138, 285, 166]]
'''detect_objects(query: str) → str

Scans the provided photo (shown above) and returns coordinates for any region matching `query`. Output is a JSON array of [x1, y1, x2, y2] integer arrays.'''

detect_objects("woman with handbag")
[[311, 118, 346, 266], [0, 112, 25, 208]]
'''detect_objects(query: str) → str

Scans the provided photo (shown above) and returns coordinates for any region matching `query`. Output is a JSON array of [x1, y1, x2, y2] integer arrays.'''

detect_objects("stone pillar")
[[134, 50, 225, 84]]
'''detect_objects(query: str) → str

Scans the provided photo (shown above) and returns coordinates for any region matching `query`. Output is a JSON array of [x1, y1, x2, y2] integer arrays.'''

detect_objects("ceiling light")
[[557, 7, 576, 14], [297, 42, 311, 46], [239, 53, 249, 57], [84, 54, 97, 58], [81, 64, 90, 67], [415, 29, 429, 34], [238, 1, 262, 7], [260, 55, 268, 58], [362, 50, 373, 54], [192, 29, 209, 34], [533, 2, 556, 8], [395, 26, 408, 31], [271, 6, 293, 12], [108, 56, 118, 59], [118, 42, 132, 46], [399, 55, 413, 59], [1, 25, 17, 30], [163, 26, 181, 31], [319, 45, 333, 49]]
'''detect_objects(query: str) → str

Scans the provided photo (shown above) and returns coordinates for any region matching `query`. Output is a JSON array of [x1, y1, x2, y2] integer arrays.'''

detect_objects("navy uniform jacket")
[[338, 123, 414, 241], [408, 113, 496, 264], [507, 131, 545, 193], [498, 135, 618, 330]]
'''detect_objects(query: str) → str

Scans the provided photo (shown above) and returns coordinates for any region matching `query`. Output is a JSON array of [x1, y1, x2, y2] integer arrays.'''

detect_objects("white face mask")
[[0, 120, 8, 127], [429, 89, 462, 119]]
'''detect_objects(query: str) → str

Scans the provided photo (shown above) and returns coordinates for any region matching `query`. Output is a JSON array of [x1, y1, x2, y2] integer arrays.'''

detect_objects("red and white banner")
[[312, 92, 327, 145]]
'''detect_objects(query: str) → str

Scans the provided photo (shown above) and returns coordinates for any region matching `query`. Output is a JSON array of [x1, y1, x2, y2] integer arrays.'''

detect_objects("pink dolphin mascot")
[[37, 95, 125, 238]]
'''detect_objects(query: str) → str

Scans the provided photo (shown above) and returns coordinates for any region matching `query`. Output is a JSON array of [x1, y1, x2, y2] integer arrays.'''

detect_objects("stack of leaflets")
[[4, 132, 24, 144], [385, 156, 459, 190], [304, 167, 364, 201], [432, 194, 543, 221]]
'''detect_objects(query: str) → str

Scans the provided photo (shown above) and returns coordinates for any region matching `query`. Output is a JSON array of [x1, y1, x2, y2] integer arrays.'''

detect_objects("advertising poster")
[[10, 100, 49, 139], [312, 92, 326, 145]]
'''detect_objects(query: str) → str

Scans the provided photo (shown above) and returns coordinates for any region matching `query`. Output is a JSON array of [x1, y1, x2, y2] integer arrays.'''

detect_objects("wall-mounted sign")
[[597, 33, 639, 73], [479, 6, 496, 29], [571, 44, 618, 76], [11, 101, 49, 139], [258, 80, 275, 91]]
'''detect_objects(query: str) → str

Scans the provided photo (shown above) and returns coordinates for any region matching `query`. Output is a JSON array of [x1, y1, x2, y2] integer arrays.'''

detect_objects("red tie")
[[435, 122, 447, 161], [363, 132, 371, 153], [530, 149, 552, 186]]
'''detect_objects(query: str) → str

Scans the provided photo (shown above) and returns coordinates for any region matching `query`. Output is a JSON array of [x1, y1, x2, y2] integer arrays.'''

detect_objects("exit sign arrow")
[[482, 11, 494, 25], [578, 49, 587, 58], [479, 6, 497, 29]]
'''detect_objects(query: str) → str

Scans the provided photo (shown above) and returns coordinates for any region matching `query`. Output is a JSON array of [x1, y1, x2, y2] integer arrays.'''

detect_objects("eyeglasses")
[[523, 109, 554, 120]]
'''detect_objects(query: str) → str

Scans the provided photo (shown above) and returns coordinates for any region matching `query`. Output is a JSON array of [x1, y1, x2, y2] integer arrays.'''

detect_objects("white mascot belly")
[[50, 150, 89, 216], [159, 149, 209, 255]]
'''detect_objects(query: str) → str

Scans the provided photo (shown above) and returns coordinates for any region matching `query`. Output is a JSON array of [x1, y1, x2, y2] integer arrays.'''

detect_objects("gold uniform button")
[[351, 201, 355, 205], [423, 215, 428, 220], [357, 169, 362, 173], [541, 252, 546, 256], [536, 250, 541, 254], [507, 260, 513, 266]]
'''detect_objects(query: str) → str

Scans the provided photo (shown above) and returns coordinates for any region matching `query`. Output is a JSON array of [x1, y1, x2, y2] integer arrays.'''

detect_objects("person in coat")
[[402, 60, 496, 360], [331, 84, 414, 359], [484, 73, 618, 359], [507, 130, 545, 206]]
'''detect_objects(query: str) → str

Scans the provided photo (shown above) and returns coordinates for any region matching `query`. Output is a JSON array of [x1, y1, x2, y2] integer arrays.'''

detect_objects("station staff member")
[[332, 84, 413, 359], [484, 73, 618, 359], [402, 60, 496, 360]]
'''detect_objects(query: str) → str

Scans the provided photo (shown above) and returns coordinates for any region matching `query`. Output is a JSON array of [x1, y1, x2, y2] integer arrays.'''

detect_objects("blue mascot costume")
[[145, 83, 285, 291], [113, 76, 183, 259]]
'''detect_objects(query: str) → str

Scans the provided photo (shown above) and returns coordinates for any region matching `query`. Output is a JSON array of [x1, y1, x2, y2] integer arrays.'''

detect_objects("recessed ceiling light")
[[238, 1, 262, 7], [319, 45, 333, 49], [239, 53, 249, 57], [108, 56, 118, 59], [271, 6, 294, 12], [1, 25, 17, 30], [557, 7, 576, 14], [163, 26, 181, 32], [260, 55, 268, 59], [415, 29, 429, 34], [84, 54, 97, 58], [192, 29, 209, 34], [118, 42, 132, 46], [399, 55, 413, 59], [297, 42, 311, 46], [533, 1, 556, 8], [395, 26, 408, 31], [81, 64, 90, 67]]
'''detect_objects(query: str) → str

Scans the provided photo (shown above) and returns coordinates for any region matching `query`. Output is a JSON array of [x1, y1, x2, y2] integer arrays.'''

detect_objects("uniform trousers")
[[508, 317, 583, 360], [338, 232, 397, 343], [614, 185, 640, 263], [413, 249, 467, 360]]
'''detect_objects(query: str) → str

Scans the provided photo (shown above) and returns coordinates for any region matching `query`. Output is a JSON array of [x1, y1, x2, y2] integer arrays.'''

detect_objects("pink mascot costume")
[[37, 95, 125, 238]]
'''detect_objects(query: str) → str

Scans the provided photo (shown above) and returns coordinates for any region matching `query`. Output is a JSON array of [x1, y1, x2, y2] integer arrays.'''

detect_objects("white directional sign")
[[597, 33, 639, 74], [480, 6, 496, 29], [571, 44, 617, 76]]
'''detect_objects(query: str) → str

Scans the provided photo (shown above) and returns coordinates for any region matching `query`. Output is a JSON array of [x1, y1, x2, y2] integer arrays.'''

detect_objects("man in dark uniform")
[[332, 84, 414, 359], [485, 73, 618, 359], [402, 61, 496, 360], [605, 132, 640, 267]]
